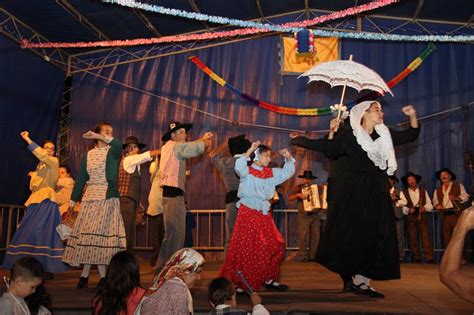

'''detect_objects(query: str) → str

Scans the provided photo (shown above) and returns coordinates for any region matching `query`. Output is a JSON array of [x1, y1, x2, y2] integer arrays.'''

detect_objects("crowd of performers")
[[2, 100, 473, 306]]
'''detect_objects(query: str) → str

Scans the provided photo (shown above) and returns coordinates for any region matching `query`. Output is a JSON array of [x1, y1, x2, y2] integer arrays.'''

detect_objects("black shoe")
[[44, 272, 54, 280], [351, 283, 385, 298], [426, 259, 436, 264], [77, 277, 88, 289], [96, 277, 106, 290], [264, 280, 288, 291], [340, 275, 353, 293], [414, 259, 422, 263]]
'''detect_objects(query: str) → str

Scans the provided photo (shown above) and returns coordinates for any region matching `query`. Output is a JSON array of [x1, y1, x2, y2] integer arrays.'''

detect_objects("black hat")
[[298, 170, 318, 179], [228, 134, 251, 156], [122, 136, 146, 150], [161, 121, 193, 142], [435, 168, 456, 181], [388, 175, 399, 183], [401, 172, 422, 186]]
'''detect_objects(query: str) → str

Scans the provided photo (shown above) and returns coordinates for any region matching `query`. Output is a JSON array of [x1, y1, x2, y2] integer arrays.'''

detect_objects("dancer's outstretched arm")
[[439, 208, 474, 303]]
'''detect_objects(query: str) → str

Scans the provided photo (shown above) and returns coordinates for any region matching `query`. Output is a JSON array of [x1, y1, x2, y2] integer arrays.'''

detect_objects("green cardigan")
[[71, 138, 122, 202]]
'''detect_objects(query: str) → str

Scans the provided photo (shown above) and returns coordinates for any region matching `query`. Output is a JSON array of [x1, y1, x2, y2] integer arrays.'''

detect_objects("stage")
[[1, 260, 473, 314]]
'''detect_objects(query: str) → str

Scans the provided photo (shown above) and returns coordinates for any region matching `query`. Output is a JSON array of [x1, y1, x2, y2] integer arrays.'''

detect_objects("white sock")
[[98, 265, 106, 279], [81, 264, 91, 278], [353, 274, 370, 289]]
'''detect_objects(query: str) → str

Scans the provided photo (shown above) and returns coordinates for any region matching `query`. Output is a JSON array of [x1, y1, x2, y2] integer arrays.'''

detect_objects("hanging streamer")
[[349, 43, 436, 106], [22, 2, 473, 48], [21, 0, 395, 49], [102, 0, 395, 32], [189, 56, 332, 116], [189, 44, 435, 116]]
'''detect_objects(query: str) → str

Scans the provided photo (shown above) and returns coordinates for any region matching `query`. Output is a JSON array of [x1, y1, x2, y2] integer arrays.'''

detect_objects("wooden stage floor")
[[1, 260, 473, 314]]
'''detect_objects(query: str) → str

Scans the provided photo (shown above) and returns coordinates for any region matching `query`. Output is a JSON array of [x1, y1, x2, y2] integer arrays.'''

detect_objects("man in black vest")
[[433, 168, 470, 248], [398, 172, 434, 263], [118, 136, 160, 249]]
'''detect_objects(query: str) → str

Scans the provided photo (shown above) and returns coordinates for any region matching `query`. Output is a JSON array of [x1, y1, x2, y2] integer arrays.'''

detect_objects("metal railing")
[[0, 205, 299, 253], [189, 209, 299, 251], [0, 204, 26, 253], [1, 204, 471, 259]]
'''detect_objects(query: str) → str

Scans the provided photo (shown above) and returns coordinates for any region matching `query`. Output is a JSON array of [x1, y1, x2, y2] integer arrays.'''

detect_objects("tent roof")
[[2, 0, 473, 42]]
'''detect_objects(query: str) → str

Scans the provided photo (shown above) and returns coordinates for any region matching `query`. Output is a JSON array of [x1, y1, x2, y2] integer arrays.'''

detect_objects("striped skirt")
[[62, 198, 126, 265], [2, 199, 69, 273]]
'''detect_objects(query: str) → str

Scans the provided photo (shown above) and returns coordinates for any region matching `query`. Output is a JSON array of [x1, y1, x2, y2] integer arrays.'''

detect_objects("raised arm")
[[235, 141, 259, 178], [21, 131, 58, 168], [390, 106, 420, 146], [272, 148, 296, 186], [290, 135, 327, 153], [123, 149, 160, 173]]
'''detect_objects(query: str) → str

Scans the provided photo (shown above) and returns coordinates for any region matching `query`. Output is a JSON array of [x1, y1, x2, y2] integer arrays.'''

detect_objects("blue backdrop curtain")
[[68, 36, 474, 213], [0, 35, 65, 205]]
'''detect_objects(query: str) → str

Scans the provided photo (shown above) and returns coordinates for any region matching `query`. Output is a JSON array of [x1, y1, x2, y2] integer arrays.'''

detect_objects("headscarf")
[[148, 248, 205, 292], [349, 101, 397, 175], [135, 249, 204, 314]]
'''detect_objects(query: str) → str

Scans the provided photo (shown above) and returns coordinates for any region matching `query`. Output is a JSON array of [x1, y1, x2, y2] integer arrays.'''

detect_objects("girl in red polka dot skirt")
[[220, 141, 295, 292]]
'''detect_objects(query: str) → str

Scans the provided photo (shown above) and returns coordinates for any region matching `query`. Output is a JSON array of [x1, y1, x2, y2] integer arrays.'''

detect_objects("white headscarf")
[[349, 101, 397, 175]]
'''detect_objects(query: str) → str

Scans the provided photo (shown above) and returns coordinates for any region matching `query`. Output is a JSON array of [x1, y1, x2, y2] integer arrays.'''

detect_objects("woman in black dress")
[[291, 101, 419, 298]]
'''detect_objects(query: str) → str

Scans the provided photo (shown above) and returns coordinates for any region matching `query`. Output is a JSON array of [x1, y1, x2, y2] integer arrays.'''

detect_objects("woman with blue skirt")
[[2, 131, 68, 274]]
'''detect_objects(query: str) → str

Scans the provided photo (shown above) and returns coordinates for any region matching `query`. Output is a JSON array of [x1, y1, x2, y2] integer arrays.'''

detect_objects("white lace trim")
[[300, 60, 393, 96], [350, 101, 397, 175]]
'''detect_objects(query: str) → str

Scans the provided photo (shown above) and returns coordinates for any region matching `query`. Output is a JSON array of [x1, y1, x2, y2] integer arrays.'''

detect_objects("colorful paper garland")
[[22, 1, 473, 48], [189, 43, 436, 116], [22, 0, 395, 49]]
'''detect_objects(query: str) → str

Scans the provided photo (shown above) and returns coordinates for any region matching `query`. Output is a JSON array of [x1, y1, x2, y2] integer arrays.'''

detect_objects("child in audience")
[[93, 251, 145, 315], [208, 277, 270, 315], [0, 256, 45, 314]]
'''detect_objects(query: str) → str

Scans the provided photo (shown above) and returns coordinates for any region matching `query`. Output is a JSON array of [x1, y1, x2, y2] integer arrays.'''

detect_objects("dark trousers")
[[149, 213, 164, 266], [120, 196, 137, 250], [407, 214, 433, 261], [155, 196, 186, 268], [442, 212, 461, 248], [297, 211, 321, 260]]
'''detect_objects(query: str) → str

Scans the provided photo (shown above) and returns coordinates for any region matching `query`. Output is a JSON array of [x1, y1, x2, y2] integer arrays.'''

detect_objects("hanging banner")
[[280, 36, 339, 75]]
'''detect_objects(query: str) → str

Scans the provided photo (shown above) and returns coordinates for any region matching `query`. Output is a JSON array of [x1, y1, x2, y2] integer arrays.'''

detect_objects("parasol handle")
[[335, 55, 353, 131]]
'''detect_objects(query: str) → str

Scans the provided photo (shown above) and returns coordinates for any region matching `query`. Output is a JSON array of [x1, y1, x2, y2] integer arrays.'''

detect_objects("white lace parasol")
[[299, 58, 393, 96]]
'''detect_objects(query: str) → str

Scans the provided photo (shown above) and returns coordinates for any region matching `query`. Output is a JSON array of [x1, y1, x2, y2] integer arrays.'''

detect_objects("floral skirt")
[[62, 198, 126, 265], [220, 204, 285, 290]]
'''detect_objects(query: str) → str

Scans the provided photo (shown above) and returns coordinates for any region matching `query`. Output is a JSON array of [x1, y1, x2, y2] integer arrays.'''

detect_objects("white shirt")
[[398, 187, 433, 215], [123, 151, 152, 174], [432, 182, 470, 209], [215, 303, 270, 315]]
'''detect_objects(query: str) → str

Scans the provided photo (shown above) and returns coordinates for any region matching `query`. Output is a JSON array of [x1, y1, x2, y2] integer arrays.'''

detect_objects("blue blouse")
[[235, 155, 295, 215]]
